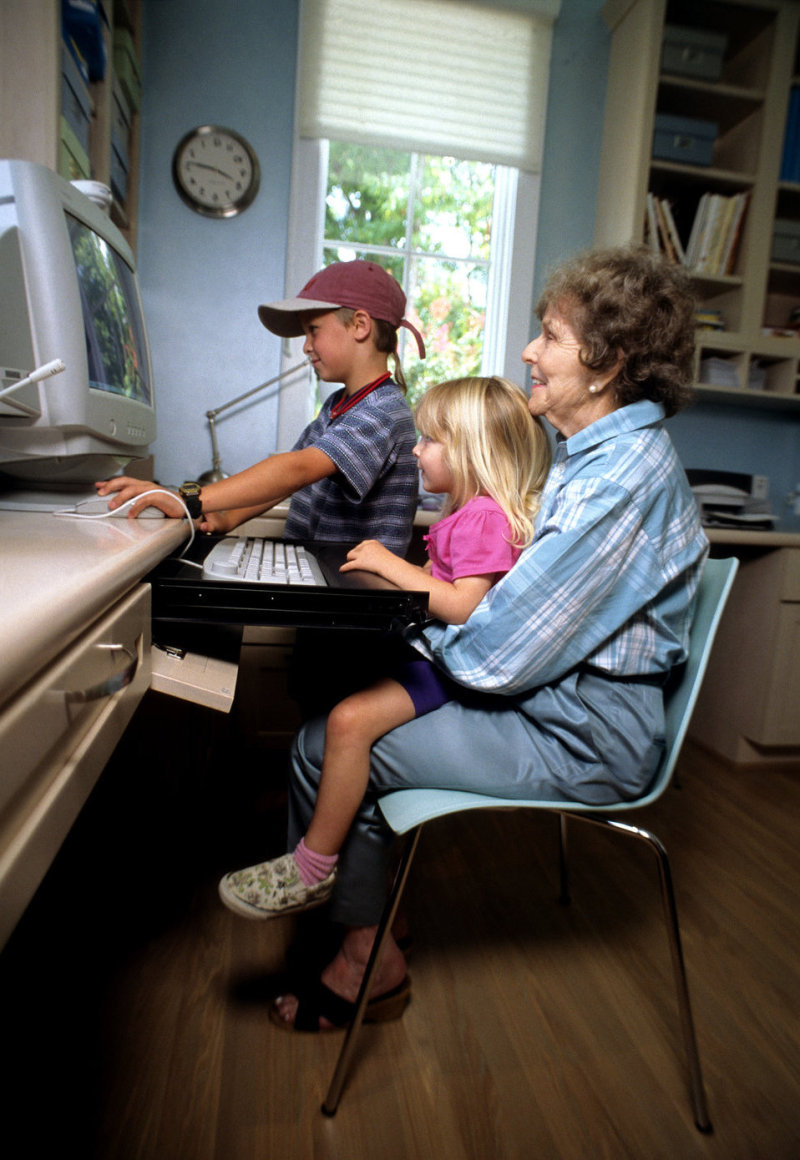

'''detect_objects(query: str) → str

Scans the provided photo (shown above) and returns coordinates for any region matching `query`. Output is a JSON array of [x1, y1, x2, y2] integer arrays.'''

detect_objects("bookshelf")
[[595, 0, 800, 411], [0, 0, 143, 252]]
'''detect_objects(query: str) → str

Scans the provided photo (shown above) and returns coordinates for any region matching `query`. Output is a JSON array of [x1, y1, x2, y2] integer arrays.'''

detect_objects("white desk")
[[0, 509, 187, 947]]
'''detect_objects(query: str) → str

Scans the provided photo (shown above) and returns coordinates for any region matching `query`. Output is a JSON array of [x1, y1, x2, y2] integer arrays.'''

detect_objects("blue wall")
[[138, 0, 614, 486], [137, 0, 800, 527], [138, 0, 298, 486], [535, 0, 609, 298]]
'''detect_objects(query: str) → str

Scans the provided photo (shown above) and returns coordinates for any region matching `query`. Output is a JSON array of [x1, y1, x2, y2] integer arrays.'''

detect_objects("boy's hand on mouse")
[[95, 476, 185, 519]]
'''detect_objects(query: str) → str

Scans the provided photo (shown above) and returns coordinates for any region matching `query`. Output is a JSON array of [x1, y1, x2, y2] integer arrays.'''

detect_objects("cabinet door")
[[0, 583, 151, 948], [751, 600, 800, 745]]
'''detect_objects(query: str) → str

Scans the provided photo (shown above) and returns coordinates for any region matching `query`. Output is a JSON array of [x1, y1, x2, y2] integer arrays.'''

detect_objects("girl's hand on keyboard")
[[341, 539, 399, 578]]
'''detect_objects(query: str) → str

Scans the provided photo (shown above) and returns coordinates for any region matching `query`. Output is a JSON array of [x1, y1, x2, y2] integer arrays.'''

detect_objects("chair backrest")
[[653, 555, 738, 794], [380, 556, 739, 832]]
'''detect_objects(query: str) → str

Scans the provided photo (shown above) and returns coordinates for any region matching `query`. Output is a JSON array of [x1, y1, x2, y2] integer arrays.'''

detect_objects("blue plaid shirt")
[[414, 400, 708, 696], [285, 379, 417, 554]]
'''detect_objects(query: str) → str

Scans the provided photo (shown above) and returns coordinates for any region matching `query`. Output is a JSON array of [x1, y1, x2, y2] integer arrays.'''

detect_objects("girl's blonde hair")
[[415, 376, 551, 548]]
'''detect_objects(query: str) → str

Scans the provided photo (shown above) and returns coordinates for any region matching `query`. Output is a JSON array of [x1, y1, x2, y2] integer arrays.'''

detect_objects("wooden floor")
[[2, 693, 799, 1159]]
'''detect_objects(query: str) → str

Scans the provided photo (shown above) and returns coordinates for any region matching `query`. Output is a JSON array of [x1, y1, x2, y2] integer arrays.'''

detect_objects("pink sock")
[[294, 837, 338, 886]]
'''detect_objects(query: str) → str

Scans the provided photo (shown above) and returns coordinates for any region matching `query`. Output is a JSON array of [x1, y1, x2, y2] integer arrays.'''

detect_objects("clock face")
[[172, 126, 260, 218]]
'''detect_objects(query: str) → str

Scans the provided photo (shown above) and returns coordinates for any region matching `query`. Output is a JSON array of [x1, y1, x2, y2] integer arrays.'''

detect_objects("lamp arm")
[[198, 359, 310, 484], [207, 413, 223, 476], [205, 360, 310, 420]]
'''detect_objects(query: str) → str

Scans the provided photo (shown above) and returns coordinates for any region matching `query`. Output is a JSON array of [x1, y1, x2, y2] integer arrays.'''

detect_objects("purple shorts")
[[393, 658, 455, 718]]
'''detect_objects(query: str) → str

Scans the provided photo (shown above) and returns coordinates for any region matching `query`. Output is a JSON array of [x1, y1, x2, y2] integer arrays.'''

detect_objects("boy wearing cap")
[[96, 261, 425, 555]]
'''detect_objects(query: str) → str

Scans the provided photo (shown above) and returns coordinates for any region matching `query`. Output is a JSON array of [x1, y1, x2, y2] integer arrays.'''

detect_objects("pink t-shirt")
[[423, 495, 521, 583]]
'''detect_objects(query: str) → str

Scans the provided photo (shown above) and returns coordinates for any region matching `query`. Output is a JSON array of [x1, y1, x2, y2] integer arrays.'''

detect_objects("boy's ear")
[[350, 309, 374, 342]]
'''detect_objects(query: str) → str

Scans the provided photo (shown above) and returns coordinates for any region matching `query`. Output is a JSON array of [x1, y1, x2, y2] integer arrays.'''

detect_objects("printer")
[[685, 469, 776, 528]]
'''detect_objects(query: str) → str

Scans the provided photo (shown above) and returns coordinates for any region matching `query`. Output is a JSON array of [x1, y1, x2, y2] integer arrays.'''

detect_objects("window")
[[322, 142, 516, 404], [278, 138, 539, 447], [276, 0, 556, 446]]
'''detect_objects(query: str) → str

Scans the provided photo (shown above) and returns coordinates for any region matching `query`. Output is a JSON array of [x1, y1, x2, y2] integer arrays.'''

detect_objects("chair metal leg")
[[323, 812, 712, 1132], [322, 827, 421, 1117], [558, 813, 570, 905], [591, 816, 713, 1133]]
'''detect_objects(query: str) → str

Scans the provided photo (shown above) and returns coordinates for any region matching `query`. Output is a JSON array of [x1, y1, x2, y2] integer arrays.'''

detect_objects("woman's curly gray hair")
[[536, 245, 696, 417]]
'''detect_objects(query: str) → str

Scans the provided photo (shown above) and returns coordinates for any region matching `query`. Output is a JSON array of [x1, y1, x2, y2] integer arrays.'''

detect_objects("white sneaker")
[[218, 852, 336, 920]]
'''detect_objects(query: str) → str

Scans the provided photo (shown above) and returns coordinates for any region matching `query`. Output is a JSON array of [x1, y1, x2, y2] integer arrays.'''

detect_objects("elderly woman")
[[225, 245, 709, 1031]]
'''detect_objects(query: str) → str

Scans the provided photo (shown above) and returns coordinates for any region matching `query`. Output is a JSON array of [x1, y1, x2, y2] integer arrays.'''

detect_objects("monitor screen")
[[0, 159, 156, 500], [67, 214, 152, 407]]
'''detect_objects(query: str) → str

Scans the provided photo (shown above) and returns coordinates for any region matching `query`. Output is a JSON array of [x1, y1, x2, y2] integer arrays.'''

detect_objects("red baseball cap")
[[258, 260, 426, 358]]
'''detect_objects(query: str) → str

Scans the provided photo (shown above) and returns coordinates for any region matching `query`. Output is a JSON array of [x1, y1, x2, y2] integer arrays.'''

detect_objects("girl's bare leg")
[[304, 678, 415, 856]]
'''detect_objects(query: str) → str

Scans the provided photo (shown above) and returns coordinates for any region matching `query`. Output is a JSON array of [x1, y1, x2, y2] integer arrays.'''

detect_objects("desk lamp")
[[198, 360, 310, 484]]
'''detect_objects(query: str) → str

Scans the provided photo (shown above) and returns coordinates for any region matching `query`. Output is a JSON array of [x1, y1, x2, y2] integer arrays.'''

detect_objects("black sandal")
[[269, 976, 411, 1033]]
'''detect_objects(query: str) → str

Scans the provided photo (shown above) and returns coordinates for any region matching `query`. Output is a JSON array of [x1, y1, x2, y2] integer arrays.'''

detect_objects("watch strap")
[[179, 481, 203, 520]]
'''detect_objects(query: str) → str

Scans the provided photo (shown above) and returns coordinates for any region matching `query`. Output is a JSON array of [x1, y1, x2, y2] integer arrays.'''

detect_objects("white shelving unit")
[[0, 0, 143, 252], [596, 0, 800, 411]]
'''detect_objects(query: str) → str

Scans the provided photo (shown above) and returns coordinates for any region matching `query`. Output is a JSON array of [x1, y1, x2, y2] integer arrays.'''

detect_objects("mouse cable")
[[53, 488, 198, 557]]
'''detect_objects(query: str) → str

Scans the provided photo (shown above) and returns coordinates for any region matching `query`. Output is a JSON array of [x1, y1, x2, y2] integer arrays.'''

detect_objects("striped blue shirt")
[[414, 400, 708, 696], [284, 379, 418, 554]]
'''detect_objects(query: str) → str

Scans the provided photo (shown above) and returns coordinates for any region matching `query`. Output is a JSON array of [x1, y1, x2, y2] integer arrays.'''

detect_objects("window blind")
[[298, 0, 561, 172]]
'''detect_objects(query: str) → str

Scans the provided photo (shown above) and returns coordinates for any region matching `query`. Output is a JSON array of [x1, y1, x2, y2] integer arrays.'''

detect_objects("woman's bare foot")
[[273, 925, 407, 1029]]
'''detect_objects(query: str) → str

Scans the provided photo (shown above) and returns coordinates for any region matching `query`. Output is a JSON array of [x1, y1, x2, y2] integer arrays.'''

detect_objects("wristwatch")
[[179, 480, 203, 520]]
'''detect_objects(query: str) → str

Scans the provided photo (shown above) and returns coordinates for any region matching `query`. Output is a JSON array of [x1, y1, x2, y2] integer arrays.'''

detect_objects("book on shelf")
[[645, 191, 749, 275], [780, 86, 800, 184]]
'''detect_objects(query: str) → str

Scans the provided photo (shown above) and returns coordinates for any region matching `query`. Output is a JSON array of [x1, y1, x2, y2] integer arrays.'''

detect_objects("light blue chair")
[[323, 557, 738, 1130]]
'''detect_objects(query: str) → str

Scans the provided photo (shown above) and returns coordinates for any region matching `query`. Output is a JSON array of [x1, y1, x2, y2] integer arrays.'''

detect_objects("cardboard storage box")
[[59, 116, 90, 181], [112, 77, 131, 152], [662, 24, 727, 82], [653, 113, 717, 167], [113, 28, 141, 111], [771, 219, 800, 264], [61, 42, 92, 156], [110, 76, 130, 202], [110, 137, 129, 204]]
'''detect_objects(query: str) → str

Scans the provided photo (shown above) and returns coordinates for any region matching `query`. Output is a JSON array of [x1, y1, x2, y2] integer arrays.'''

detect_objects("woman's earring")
[[588, 384, 598, 394]]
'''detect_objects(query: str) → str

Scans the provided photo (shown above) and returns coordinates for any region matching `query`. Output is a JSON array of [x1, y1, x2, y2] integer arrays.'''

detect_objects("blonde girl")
[[219, 376, 551, 922]]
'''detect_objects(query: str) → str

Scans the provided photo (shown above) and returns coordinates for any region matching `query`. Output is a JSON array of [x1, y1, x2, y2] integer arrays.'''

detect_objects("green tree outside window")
[[324, 143, 496, 406]]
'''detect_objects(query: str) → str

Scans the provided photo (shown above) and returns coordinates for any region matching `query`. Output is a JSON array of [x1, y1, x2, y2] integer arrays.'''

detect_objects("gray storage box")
[[653, 113, 717, 167], [771, 219, 800, 264], [662, 24, 727, 82]]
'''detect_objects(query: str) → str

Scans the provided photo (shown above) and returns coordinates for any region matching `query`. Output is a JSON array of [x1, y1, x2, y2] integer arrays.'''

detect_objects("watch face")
[[173, 126, 260, 218]]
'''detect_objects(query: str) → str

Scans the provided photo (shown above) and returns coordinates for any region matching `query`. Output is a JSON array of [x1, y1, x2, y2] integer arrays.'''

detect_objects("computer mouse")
[[72, 495, 167, 518]]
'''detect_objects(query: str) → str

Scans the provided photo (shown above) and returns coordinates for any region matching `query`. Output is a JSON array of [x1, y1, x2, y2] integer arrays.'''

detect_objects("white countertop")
[[3, 504, 797, 711], [0, 510, 187, 706], [705, 525, 800, 548]]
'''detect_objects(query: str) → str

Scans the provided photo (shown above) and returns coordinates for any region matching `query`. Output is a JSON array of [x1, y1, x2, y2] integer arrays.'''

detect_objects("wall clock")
[[172, 125, 261, 218]]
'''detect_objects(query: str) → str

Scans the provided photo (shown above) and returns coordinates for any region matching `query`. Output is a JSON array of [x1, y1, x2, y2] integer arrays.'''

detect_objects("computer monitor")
[[0, 158, 156, 507]]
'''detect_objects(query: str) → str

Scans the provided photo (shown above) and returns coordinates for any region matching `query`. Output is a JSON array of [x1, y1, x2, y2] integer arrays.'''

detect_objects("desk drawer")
[[0, 585, 151, 947], [780, 548, 800, 601]]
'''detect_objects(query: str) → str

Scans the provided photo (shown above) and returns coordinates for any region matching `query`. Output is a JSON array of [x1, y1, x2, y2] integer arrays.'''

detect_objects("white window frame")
[[276, 136, 540, 451]]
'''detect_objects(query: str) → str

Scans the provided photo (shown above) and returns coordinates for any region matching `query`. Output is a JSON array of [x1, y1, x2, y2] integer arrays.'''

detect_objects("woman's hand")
[[94, 476, 185, 519]]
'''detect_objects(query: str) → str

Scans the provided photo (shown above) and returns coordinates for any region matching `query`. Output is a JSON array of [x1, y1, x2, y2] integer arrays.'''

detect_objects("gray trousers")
[[288, 671, 665, 926]]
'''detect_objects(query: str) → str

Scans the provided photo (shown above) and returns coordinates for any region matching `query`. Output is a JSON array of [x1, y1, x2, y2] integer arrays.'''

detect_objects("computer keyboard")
[[201, 536, 327, 586]]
